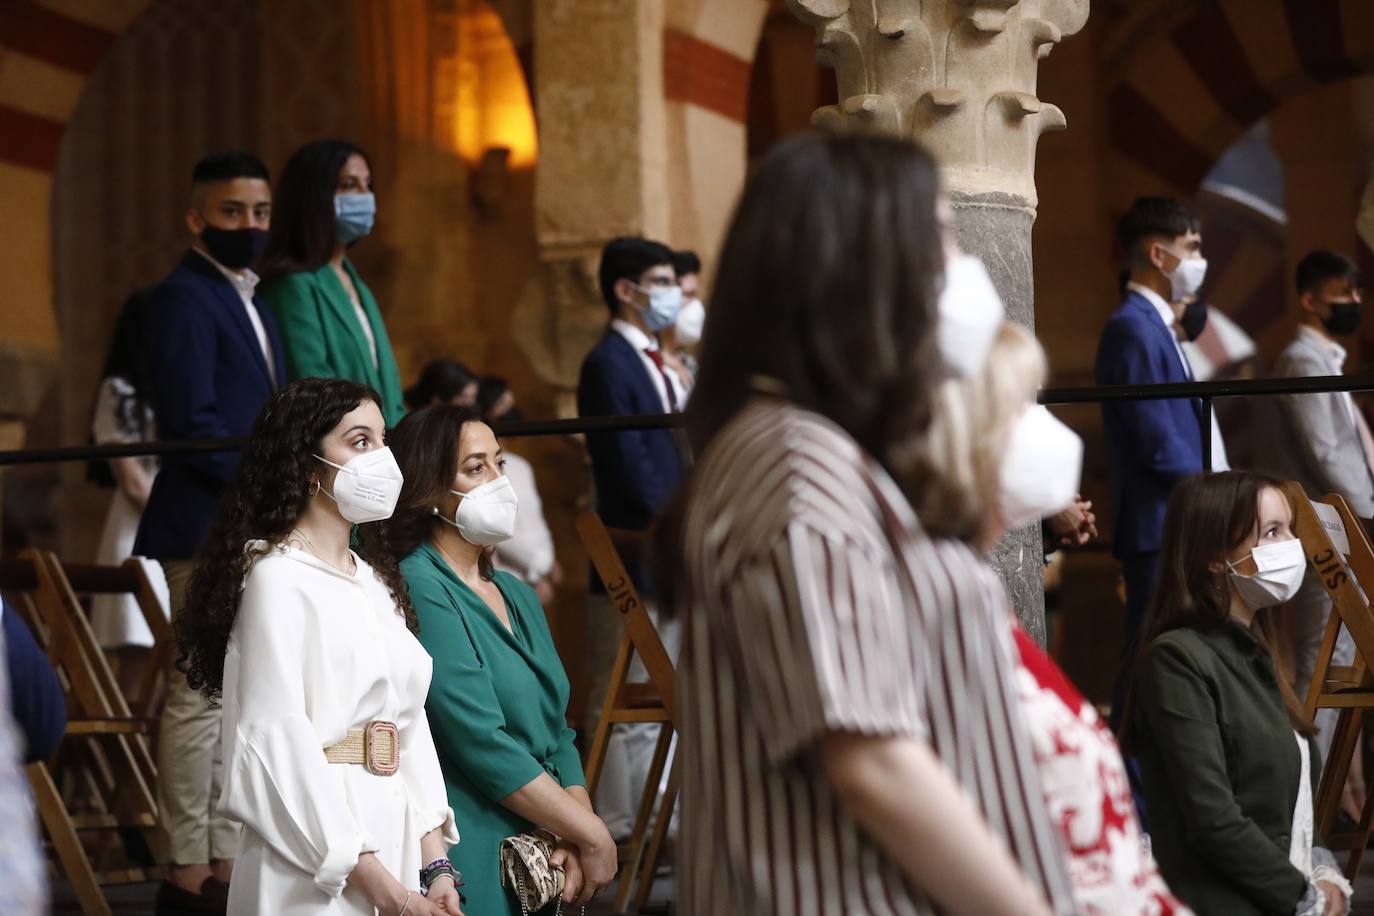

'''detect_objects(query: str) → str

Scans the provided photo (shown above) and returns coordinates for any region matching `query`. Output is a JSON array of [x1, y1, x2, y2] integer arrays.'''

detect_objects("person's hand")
[[575, 827, 619, 905], [386, 890, 443, 916], [1319, 881, 1347, 916], [1047, 496, 1097, 547], [425, 874, 464, 915], [550, 842, 587, 906]]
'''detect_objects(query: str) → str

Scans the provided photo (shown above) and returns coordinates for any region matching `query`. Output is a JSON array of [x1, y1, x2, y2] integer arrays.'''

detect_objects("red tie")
[[644, 348, 679, 412]]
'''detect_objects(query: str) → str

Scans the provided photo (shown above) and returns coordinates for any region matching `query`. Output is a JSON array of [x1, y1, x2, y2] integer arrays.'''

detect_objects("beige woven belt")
[[323, 720, 399, 776]]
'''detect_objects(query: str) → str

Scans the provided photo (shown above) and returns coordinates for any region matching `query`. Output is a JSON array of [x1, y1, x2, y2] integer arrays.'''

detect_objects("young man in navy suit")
[[577, 237, 685, 839], [1097, 196, 1210, 728], [134, 152, 284, 914]]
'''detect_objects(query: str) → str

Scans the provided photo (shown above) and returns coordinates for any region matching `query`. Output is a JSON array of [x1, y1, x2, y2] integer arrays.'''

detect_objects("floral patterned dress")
[[1011, 624, 1190, 916]]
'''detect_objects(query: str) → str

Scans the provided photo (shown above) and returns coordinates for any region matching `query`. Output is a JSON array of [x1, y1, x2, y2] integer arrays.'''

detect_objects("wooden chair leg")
[[632, 754, 680, 913], [584, 633, 634, 804], [27, 762, 112, 916], [1319, 709, 1361, 838], [612, 724, 673, 914]]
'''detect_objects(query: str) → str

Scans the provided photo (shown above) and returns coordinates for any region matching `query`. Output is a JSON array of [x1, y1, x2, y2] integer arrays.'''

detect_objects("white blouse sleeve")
[[399, 704, 459, 847], [217, 567, 379, 896]]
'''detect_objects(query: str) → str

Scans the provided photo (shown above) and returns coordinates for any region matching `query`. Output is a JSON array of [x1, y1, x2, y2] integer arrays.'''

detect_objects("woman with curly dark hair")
[[385, 405, 615, 916], [175, 377, 462, 916]]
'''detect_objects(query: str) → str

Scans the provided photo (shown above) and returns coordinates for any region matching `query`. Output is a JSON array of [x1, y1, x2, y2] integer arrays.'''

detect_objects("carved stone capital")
[[786, 0, 1089, 205]]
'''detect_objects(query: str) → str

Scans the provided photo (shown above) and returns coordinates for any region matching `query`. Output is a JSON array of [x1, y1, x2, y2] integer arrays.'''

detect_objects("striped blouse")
[[678, 397, 1076, 915]]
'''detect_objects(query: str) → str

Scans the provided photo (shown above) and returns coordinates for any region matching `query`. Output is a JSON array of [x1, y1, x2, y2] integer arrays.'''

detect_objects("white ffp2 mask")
[[676, 298, 706, 346], [1228, 538, 1306, 610], [436, 474, 519, 546], [999, 406, 1084, 530], [937, 254, 1005, 378], [315, 447, 404, 524], [1166, 254, 1208, 301]]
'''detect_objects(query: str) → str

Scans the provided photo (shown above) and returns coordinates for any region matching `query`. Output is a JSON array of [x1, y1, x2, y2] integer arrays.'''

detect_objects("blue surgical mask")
[[335, 192, 376, 244], [630, 282, 683, 332]]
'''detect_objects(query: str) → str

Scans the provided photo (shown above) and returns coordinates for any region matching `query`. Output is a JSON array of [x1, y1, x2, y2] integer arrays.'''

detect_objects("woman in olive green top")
[[382, 405, 617, 915], [258, 139, 406, 425], [1130, 471, 1351, 916]]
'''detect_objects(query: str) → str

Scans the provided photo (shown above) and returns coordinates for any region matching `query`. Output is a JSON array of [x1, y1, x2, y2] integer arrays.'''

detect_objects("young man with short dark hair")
[[1263, 250, 1370, 806], [576, 236, 685, 839], [1096, 196, 1213, 726], [136, 151, 285, 914]]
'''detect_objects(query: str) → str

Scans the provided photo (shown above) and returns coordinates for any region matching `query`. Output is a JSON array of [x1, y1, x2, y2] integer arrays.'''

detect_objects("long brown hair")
[[656, 130, 948, 611], [378, 404, 495, 581], [176, 378, 415, 700], [1133, 470, 1315, 737]]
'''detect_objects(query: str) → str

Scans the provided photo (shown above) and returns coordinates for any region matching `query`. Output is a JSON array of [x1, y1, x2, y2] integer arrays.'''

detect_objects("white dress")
[[89, 376, 170, 648], [219, 546, 459, 914]]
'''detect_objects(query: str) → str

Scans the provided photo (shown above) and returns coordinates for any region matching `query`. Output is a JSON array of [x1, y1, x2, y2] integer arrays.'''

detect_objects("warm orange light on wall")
[[455, 2, 538, 168]]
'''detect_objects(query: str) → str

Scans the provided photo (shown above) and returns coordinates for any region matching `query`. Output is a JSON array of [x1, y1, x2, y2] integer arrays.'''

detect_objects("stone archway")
[[1105, 0, 1374, 195], [0, 1, 152, 423]]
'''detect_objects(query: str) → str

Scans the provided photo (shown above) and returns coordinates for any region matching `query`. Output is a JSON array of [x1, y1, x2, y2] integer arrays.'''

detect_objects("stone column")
[[785, 0, 1090, 642]]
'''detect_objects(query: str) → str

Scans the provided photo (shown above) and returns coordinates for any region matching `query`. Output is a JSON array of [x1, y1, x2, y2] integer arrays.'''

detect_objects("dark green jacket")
[[1134, 622, 1320, 915], [259, 259, 406, 425]]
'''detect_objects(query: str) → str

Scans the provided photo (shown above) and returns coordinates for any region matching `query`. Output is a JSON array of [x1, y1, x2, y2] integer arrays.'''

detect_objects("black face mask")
[[200, 225, 268, 270], [1180, 298, 1208, 342], [1323, 299, 1363, 336]]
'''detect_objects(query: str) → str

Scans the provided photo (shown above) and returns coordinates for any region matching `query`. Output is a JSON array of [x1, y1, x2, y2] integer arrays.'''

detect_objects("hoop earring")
[[309, 478, 321, 497]]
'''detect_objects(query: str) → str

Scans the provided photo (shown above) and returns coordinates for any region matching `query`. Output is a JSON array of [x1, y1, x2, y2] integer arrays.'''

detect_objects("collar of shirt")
[[1126, 281, 1178, 336], [611, 318, 657, 352], [1296, 323, 1346, 371], [193, 247, 260, 300]]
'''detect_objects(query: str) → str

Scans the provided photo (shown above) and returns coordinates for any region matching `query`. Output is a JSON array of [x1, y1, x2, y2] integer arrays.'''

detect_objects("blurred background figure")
[[406, 359, 479, 410]]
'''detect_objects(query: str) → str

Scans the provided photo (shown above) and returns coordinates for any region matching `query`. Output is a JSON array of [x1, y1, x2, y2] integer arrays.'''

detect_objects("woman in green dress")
[[258, 139, 406, 425], [382, 404, 617, 914]]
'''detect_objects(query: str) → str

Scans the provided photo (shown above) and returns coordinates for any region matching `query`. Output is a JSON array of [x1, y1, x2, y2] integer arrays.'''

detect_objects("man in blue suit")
[[1097, 196, 1209, 727], [577, 236, 686, 839], [133, 151, 283, 915]]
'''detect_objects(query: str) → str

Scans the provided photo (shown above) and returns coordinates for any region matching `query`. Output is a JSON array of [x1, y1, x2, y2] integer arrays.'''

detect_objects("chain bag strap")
[[499, 830, 587, 915]]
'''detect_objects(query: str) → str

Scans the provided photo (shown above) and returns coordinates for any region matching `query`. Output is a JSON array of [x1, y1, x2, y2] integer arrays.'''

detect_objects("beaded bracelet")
[[420, 857, 462, 896]]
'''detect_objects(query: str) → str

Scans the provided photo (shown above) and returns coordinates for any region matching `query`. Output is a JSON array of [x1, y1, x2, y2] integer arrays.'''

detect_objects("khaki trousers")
[[156, 560, 240, 865]]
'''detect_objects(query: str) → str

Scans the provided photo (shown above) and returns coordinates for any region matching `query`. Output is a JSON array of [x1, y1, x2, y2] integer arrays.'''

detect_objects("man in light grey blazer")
[[1264, 249, 1370, 813]]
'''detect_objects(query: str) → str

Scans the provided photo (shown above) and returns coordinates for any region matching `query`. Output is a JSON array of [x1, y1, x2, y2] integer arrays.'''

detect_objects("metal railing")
[[3, 374, 1374, 469]]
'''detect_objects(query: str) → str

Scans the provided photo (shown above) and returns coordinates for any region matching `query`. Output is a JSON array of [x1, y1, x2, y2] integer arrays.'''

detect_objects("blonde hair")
[[915, 322, 1047, 542]]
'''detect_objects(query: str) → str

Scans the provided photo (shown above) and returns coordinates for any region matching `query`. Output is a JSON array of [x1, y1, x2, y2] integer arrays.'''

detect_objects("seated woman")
[[176, 377, 461, 915], [384, 405, 616, 915], [1130, 471, 1352, 916], [913, 317, 1186, 914]]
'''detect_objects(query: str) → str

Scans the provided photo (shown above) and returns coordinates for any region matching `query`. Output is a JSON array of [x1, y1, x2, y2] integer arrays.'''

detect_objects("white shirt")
[[194, 248, 276, 385], [610, 318, 687, 412], [491, 452, 556, 584], [1296, 323, 1366, 440], [342, 281, 379, 369], [1127, 281, 1229, 470]]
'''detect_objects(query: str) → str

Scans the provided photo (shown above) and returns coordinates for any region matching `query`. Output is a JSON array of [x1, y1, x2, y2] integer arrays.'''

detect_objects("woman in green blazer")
[[1130, 471, 1351, 916], [258, 139, 406, 425], [382, 405, 617, 915]]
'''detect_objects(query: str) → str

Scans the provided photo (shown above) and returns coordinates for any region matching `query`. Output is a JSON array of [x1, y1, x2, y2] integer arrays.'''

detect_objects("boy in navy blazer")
[[1096, 197, 1210, 725], [577, 237, 686, 839], [133, 152, 283, 914]]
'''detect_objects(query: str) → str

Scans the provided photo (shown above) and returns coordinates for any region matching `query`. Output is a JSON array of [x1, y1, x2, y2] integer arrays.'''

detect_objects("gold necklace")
[[289, 527, 356, 576]]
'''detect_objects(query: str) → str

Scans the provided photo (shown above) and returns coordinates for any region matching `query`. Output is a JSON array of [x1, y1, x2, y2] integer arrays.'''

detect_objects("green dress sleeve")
[[1136, 638, 1307, 912], [410, 570, 547, 801], [261, 273, 334, 383]]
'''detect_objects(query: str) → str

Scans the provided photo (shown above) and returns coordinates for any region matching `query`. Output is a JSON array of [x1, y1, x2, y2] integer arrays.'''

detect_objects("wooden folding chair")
[[1287, 483, 1374, 877], [576, 513, 678, 914], [0, 551, 168, 915]]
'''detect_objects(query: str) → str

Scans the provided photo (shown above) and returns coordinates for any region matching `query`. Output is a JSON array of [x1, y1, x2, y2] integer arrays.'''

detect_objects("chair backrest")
[[575, 512, 677, 723]]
